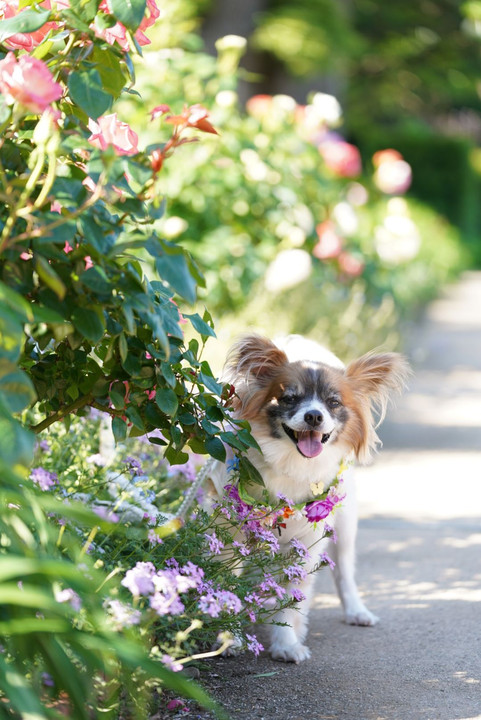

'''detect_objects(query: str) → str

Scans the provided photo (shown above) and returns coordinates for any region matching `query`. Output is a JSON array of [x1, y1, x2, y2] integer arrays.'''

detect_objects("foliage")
[[0, 0, 251, 716], [28, 414, 342, 715], [120, 38, 465, 360]]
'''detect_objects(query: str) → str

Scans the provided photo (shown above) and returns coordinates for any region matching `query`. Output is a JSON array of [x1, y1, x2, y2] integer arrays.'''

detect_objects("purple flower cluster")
[[319, 551, 336, 570], [283, 563, 308, 583], [121, 559, 243, 621], [105, 599, 142, 630], [197, 587, 242, 618], [204, 531, 224, 555], [55, 588, 82, 611], [123, 455, 143, 477], [30, 467, 57, 491], [245, 633, 264, 657]]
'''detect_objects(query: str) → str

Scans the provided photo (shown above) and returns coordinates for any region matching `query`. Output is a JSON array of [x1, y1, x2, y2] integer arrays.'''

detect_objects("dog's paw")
[[269, 641, 311, 664], [214, 632, 244, 656], [344, 607, 379, 626]]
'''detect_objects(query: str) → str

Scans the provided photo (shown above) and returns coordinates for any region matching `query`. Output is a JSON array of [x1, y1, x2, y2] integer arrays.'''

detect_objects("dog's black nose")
[[304, 410, 323, 427]]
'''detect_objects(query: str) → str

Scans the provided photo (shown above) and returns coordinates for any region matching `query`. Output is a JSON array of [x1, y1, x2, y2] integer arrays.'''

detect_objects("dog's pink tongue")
[[297, 431, 323, 458]]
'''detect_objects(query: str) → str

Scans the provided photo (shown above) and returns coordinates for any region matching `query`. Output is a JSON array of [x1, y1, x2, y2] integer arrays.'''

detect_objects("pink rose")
[[0, 52, 62, 113], [319, 140, 362, 178], [87, 113, 139, 156], [92, 0, 159, 50], [338, 251, 364, 277], [305, 498, 334, 523], [1, 0, 58, 51], [313, 221, 343, 259]]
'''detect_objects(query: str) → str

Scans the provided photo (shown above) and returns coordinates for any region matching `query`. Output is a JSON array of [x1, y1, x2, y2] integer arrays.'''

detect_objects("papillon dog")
[[207, 334, 409, 663]]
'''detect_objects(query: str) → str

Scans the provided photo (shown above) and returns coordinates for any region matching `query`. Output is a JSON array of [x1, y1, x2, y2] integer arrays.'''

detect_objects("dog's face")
[[225, 334, 409, 464], [262, 361, 348, 459]]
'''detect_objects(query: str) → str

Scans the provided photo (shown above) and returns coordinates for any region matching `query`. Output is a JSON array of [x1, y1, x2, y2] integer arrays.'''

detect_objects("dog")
[[207, 333, 409, 663]]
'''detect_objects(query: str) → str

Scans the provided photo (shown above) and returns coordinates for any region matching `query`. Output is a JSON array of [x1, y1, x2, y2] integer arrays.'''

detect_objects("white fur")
[[206, 335, 388, 663]]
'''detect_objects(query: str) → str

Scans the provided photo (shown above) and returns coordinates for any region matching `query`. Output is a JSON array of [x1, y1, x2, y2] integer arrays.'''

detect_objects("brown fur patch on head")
[[224, 334, 289, 419], [341, 352, 410, 462]]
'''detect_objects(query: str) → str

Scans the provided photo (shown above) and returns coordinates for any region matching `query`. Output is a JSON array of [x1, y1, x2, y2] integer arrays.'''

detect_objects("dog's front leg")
[[269, 573, 315, 663], [330, 472, 379, 626]]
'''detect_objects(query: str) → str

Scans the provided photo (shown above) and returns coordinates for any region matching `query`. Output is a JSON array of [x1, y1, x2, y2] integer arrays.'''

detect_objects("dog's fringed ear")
[[224, 334, 288, 419], [225, 334, 288, 383], [344, 352, 410, 462]]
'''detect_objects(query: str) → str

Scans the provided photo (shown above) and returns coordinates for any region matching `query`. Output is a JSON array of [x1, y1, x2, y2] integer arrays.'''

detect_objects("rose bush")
[[0, 1, 268, 717], [118, 31, 465, 361]]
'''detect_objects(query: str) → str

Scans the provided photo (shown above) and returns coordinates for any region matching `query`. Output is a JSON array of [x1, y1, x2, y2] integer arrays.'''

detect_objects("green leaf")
[[0, 655, 48, 719], [184, 312, 216, 339], [160, 360, 177, 388], [155, 247, 197, 304], [0, 414, 34, 467], [70, 307, 105, 343], [110, 0, 146, 30], [69, 0, 100, 23], [165, 446, 189, 465], [112, 415, 127, 442], [92, 45, 127, 98], [0, 368, 36, 413], [205, 436, 226, 462], [239, 456, 265, 486], [68, 68, 113, 120], [35, 255, 66, 300], [236, 427, 261, 452], [155, 388, 178, 416], [81, 266, 112, 295], [31, 304, 65, 324], [199, 371, 224, 396], [0, 7, 50, 42], [125, 403, 144, 430]]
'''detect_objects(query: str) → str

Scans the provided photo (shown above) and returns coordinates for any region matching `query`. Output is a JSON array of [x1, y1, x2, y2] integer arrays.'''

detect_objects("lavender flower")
[[41, 672, 54, 687], [258, 574, 286, 600], [147, 529, 163, 545], [204, 531, 224, 555], [162, 654, 183, 672], [319, 551, 336, 570], [105, 599, 142, 630], [290, 537, 310, 560], [123, 456, 143, 476], [283, 563, 308, 583], [55, 588, 82, 611], [150, 591, 185, 616], [276, 491, 295, 507], [291, 588, 306, 602], [198, 589, 242, 618], [245, 633, 264, 657], [232, 540, 250, 556], [30, 467, 57, 491], [93, 506, 119, 523], [121, 561, 156, 597]]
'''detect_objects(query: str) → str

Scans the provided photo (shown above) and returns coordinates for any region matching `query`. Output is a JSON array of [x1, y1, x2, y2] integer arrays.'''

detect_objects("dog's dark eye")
[[280, 394, 298, 405], [327, 397, 341, 409]]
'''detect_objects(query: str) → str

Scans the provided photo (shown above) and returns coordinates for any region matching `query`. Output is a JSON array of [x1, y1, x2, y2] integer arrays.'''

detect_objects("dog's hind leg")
[[330, 471, 379, 626]]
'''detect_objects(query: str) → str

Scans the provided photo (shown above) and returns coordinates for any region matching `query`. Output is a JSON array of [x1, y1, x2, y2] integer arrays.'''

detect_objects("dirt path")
[[193, 272, 481, 720]]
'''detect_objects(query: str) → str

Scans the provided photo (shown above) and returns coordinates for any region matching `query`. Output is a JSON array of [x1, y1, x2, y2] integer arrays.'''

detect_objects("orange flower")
[[164, 104, 218, 135]]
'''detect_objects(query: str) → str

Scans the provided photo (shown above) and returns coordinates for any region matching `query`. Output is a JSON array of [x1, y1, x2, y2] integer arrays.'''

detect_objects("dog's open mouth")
[[282, 424, 331, 458]]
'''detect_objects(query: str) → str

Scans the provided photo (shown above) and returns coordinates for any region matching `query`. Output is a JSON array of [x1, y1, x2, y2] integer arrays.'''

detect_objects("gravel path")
[[192, 272, 481, 720]]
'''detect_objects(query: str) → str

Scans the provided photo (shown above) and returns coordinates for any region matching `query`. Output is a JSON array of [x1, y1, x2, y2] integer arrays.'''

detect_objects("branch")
[[30, 393, 94, 434]]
